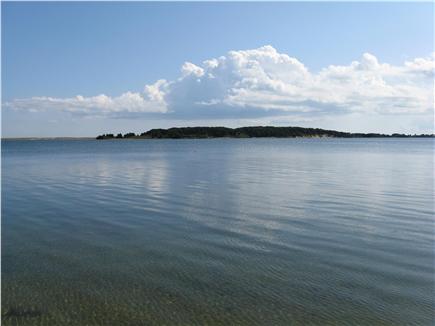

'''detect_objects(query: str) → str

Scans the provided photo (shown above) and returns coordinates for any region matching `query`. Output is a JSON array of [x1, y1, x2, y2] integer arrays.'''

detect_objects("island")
[[96, 126, 434, 139]]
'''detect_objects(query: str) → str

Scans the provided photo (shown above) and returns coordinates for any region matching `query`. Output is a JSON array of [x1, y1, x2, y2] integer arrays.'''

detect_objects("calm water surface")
[[2, 139, 434, 325]]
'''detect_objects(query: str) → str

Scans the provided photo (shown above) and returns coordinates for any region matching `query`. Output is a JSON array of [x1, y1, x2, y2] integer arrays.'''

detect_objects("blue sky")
[[2, 2, 434, 137]]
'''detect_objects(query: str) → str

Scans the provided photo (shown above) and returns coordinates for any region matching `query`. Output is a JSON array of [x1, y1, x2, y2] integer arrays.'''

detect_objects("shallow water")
[[2, 138, 434, 325]]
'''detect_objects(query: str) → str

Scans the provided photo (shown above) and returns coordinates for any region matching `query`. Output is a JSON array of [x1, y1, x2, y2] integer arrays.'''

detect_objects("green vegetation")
[[96, 126, 434, 140]]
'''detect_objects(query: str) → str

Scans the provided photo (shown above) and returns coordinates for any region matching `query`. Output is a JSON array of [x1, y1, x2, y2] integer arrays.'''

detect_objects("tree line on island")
[[96, 126, 434, 140]]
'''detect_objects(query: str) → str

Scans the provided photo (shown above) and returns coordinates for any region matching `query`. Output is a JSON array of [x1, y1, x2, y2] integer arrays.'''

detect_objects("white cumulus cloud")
[[4, 46, 434, 119], [4, 80, 168, 116]]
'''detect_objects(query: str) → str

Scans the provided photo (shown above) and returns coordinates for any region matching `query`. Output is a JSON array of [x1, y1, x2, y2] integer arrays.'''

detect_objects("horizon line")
[[2, 125, 434, 140]]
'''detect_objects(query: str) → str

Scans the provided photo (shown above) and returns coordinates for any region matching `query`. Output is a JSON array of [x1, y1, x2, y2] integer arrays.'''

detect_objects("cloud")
[[4, 46, 434, 119], [5, 80, 168, 116]]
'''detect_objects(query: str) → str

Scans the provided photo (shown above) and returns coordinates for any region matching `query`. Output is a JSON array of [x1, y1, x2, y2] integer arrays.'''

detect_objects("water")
[[2, 138, 434, 325]]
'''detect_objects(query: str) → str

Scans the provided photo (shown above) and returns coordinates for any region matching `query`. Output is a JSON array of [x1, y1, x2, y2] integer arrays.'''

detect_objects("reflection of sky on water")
[[2, 138, 434, 325], [66, 154, 170, 195]]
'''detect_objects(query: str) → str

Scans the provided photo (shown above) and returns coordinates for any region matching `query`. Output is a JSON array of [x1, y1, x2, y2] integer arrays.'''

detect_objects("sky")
[[2, 2, 434, 137]]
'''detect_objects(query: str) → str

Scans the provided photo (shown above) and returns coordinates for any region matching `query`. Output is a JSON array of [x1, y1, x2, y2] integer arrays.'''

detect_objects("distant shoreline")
[[95, 126, 434, 140], [2, 137, 95, 141], [2, 126, 434, 140]]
